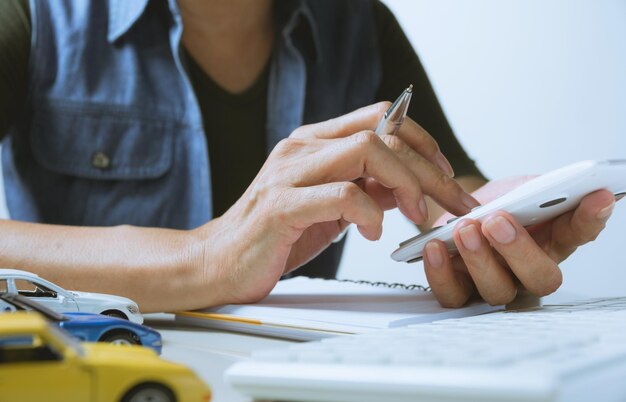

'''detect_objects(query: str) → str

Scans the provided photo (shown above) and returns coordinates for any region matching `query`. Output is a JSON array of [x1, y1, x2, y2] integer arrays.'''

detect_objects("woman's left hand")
[[423, 177, 617, 307]]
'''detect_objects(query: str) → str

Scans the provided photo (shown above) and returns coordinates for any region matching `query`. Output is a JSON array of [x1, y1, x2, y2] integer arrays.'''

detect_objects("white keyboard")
[[226, 297, 626, 402]]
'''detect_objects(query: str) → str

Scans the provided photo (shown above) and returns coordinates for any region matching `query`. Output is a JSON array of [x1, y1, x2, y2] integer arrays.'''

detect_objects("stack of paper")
[[176, 277, 501, 341]]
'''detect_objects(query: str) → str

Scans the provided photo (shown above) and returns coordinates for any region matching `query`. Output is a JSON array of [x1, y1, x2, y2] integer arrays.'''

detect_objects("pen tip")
[[407, 84, 413, 93]]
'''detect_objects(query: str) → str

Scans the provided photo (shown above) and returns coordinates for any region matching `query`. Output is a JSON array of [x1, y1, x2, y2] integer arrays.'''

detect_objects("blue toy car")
[[0, 293, 162, 354]]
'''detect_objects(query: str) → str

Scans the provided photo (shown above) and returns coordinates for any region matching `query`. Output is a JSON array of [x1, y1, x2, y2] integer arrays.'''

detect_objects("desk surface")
[[146, 314, 295, 402]]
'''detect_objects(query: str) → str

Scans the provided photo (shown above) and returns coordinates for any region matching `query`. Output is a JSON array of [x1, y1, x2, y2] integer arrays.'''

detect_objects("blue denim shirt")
[[3, 0, 381, 230]]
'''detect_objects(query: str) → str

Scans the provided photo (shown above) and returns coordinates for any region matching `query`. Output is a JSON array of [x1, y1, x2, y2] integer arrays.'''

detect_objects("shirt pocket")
[[29, 100, 176, 180]]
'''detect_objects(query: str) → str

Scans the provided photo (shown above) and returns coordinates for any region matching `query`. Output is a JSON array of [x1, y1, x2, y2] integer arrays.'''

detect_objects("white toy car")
[[0, 269, 143, 324]]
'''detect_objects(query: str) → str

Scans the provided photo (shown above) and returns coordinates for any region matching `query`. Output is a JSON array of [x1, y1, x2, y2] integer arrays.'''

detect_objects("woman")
[[0, 0, 615, 311]]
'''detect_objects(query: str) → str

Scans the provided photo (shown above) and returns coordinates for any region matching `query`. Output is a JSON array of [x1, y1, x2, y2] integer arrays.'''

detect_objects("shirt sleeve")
[[372, 0, 484, 179], [0, 0, 30, 139]]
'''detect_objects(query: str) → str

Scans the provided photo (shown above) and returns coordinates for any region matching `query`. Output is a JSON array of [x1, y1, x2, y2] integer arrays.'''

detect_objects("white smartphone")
[[391, 159, 626, 263]]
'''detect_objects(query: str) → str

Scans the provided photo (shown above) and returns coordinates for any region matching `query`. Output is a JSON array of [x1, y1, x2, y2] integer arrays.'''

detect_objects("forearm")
[[420, 175, 488, 231], [0, 219, 214, 313]]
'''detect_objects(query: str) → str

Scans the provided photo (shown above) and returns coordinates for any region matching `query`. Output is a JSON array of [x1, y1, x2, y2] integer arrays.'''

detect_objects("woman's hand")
[[423, 177, 617, 307], [195, 103, 479, 306]]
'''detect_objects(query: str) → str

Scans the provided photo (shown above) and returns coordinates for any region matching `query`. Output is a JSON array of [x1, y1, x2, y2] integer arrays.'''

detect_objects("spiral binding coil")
[[337, 278, 430, 292]]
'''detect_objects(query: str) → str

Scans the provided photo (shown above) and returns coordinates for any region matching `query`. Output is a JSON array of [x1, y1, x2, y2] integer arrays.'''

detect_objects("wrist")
[[183, 218, 232, 308]]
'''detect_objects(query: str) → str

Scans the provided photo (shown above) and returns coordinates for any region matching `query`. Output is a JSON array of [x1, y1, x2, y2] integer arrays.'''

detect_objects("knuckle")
[[273, 138, 302, 157], [382, 134, 405, 153], [289, 124, 310, 139], [249, 182, 270, 203], [433, 171, 455, 190], [568, 222, 594, 246], [589, 229, 602, 242], [337, 182, 362, 204], [273, 138, 293, 155], [583, 224, 604, 243], [353, 130, 379, 149]]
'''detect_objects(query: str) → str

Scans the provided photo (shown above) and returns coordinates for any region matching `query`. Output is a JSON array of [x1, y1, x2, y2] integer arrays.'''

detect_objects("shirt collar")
[[106, 0, 322, 64], [275, 0, 322, 64], [107, 0, 151, 43]]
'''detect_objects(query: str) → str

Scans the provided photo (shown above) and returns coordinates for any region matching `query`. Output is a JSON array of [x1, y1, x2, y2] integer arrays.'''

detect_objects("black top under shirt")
[[184, 52, 272, 217]]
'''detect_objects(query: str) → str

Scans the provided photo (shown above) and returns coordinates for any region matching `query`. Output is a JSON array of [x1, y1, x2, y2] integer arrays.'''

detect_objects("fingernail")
[[484, 216, 516, 244], [436, 152, 455, 178], [459, 224, 482, 251], [419, 197, 429, 221], [462, 192, 481, 211], [597, 201, 615, 221], [425, 242, 443, 267]]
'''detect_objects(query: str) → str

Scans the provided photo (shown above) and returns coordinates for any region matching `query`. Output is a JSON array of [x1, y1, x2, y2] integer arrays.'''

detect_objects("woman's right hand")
[[193, 102, 479, 307]]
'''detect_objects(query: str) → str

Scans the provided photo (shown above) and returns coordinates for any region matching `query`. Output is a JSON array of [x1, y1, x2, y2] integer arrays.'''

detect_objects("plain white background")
[[338, 0, 626, 300]]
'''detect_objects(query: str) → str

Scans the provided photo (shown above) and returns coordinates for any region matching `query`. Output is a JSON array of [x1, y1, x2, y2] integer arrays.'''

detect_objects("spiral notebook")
[[175, 277, 501, 341]]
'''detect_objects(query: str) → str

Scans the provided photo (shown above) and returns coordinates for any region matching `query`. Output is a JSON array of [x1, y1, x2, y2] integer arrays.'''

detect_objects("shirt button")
[[91, 152, 111, 169]]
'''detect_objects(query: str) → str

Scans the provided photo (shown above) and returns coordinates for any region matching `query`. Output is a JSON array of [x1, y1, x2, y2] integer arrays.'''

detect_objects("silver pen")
[[374, 84, 455, 178], [375, 84, 413, 136]]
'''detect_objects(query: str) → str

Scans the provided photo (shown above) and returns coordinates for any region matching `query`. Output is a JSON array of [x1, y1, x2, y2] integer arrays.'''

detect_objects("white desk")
[[145, 314, 295, 402]]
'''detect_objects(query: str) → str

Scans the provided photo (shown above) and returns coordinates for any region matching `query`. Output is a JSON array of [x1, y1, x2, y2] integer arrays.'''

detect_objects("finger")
[[548, 190, 615, 261], [453, 220, 517, 305], [281, 182, 384, 241], [482, 212, 562, 296], [359, 178, 398, 211], [290, 102, 390, 140], [424, 240, 475, 308], [395, 118, 455, 177], [295, 131, 429, 224], [381, 134, 479, 216], [293, 102, 456, 178]]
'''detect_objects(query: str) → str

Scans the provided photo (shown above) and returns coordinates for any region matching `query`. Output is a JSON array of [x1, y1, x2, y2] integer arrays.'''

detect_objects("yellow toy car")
[[0, 312, 211, 402]]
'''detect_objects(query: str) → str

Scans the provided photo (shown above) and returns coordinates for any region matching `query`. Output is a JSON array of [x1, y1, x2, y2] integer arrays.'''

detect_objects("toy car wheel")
[[102, 310, 128, 320], [121, 383, 176, 402], [101, 331, 140, 345]]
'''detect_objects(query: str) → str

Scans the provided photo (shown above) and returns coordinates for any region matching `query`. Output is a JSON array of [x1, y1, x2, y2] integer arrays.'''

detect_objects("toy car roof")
[[0, 269, 40, 278], [0, 311, 47, 334]]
